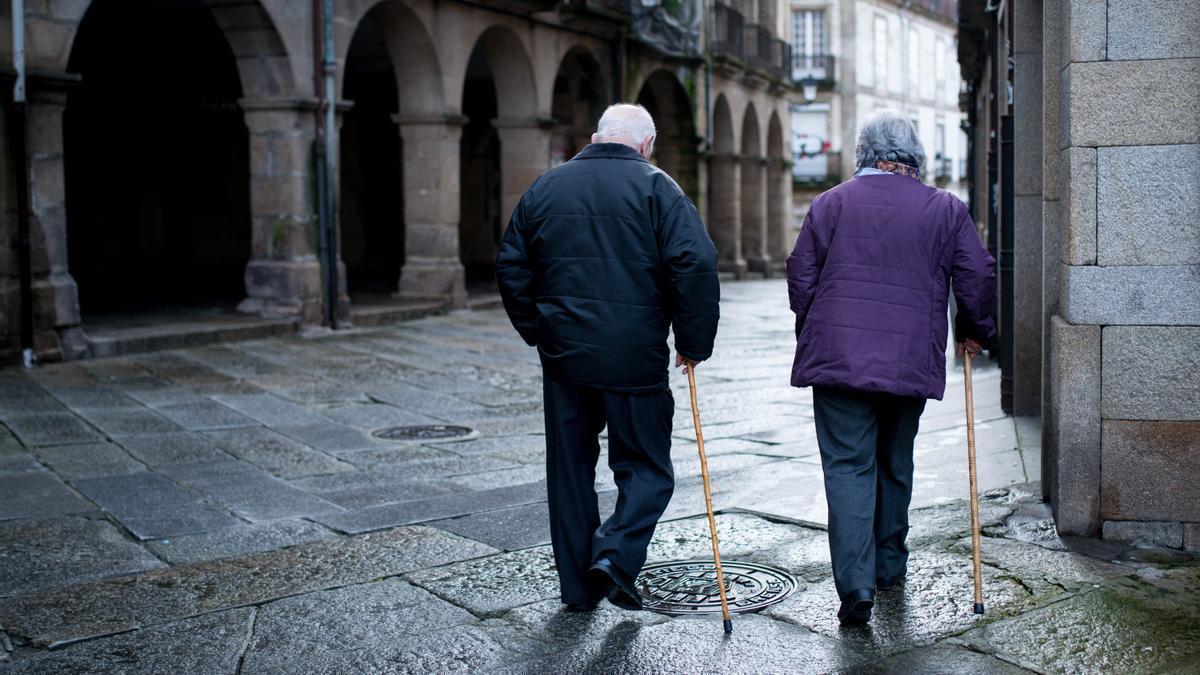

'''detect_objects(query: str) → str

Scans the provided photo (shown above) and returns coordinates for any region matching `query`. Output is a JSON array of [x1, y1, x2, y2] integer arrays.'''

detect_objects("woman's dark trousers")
[[813, 385, 927, 599], [543, 376, 676, 604]]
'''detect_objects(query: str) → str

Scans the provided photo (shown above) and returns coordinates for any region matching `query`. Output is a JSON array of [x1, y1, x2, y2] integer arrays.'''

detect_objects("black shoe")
[[587, 559, 643, 611], [876, 575, 904, 591], [563, 600, 599, 612], [838, 588, 874, 625]]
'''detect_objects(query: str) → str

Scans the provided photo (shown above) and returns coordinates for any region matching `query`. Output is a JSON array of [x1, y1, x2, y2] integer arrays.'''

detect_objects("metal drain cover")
[[637, 560, 797, 615], [372, 425, 475, 441]]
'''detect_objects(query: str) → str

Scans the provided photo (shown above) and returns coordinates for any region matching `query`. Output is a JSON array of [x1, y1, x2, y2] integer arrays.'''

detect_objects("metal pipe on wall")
[[10, 0, 35, 368], [313, 0, 339, 327]]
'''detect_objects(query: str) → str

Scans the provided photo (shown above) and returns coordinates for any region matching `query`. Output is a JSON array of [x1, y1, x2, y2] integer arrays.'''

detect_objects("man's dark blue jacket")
[[496, 142, 720, 393]]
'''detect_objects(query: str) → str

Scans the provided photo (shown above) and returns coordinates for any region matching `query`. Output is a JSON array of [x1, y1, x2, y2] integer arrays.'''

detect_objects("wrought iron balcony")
[[558, 0, 632, 22], [747, 25, 791, 79], [792, 53, 835, 85], [711, 2, 746, 61]]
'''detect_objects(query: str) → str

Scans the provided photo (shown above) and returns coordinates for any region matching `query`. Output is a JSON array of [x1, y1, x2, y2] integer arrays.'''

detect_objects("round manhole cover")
[[636, 560, 797, 616], [372, 425, 475, 441]]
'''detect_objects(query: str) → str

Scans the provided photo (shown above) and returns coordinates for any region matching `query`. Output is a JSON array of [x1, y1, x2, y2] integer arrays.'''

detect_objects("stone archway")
[[740, 102, 767, 275], [340, 8, 403, 297], [551, 45, 609, 165], [766, 110, 790, 269], [459, 25, 542, 291], [708, 95, 744, 277], [64, 0, 251, 314], [635, 69, 699, 201]]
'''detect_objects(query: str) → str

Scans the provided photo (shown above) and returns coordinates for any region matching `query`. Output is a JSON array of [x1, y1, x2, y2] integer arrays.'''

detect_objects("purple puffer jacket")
[[787, 173, 996, 400]]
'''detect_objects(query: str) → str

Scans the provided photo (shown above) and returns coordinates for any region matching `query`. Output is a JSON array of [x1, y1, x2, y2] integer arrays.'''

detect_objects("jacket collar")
[[572, 142, 649, 163]]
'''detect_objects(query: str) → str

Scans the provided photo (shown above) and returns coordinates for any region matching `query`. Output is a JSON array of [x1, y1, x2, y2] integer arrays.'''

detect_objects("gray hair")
[[594, 103, 656, 145], [854, 109, 926, 170]]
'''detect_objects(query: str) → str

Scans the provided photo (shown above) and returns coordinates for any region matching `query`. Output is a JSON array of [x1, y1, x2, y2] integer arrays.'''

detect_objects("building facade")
[[959, 0, 1200, 548], [786, 0, 965, 194], [0, 0, 795, 364]]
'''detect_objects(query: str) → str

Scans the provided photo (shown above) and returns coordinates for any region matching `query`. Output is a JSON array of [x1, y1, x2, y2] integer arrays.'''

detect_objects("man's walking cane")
[[964, 351, 985, 614], [686, 362, 733, 634]]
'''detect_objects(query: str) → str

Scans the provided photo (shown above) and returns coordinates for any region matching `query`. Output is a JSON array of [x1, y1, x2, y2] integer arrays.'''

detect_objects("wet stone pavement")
[[1, 279, 1198, 673]]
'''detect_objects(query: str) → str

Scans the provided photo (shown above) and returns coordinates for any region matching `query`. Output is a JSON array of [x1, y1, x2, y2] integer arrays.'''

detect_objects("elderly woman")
[[787, 110, 996, 625]]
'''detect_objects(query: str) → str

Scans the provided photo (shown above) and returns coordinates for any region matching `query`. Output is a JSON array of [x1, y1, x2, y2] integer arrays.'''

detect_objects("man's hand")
[[956, 338, 983, 357], [675, 353, 699, 371]]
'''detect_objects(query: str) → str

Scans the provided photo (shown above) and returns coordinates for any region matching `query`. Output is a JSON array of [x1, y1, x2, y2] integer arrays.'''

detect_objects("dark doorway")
[[551, 47, 608, 165], [460, 45, 501, 288], [65, 0, 250, 314], [341, 12, 403, 296], [636, 70, 699, 201]]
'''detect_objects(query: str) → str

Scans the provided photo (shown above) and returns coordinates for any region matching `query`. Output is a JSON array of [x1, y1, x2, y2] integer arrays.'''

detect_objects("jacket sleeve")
[[495, 196, 539, 347], [786, 207, 829, 338], [950, 208, 997, 348], [661, 195, 720, 362]]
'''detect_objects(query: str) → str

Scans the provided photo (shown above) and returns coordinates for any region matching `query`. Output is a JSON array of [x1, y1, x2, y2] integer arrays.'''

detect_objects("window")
[[792, 9, 827, 79], [935, 38, 947, 102], [908, 28, 920, 96], [872, 15, 888, 88]]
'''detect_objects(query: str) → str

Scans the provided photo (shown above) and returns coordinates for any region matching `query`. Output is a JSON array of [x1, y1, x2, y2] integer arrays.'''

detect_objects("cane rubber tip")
[[973, 602, 985, 615], [723, 619, 733, 634]]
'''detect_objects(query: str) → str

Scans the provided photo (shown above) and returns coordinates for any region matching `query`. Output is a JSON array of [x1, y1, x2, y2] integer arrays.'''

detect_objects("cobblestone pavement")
[[1, 280, 1198, 673]]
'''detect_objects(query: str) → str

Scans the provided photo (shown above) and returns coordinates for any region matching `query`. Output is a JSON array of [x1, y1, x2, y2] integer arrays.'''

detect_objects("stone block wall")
[[1044, 0, 1200, 542]]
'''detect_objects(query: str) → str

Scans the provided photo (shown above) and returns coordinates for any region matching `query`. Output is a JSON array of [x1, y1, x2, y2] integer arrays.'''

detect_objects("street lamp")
[[800, 75, 818, 104]]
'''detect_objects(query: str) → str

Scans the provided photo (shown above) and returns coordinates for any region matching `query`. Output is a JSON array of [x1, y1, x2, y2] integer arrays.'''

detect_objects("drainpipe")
[[313, 0, 339, 327], [703, 0, 712, 150], [10, 0, 35, 368]]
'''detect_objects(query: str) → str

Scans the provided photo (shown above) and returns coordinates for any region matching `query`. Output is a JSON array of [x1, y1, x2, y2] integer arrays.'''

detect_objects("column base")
[[746, 255, 772, 277], [719, 258, 749, 280], [239, 259, 325, 324], [397, 257, 467, 309]]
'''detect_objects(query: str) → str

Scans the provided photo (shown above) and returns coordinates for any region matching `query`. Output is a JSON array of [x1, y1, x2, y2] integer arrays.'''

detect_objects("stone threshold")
[[347, 296, 447, 328], [83, 310, 300, 359]]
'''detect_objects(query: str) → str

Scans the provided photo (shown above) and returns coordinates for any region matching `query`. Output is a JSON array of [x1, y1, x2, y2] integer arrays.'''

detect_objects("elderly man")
[[787, 110, 996, 625], [497, 104, 720, 612]]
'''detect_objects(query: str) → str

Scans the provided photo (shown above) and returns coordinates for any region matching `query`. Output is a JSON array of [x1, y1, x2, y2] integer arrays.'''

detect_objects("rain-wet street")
[[1, 279, 1197, 672]]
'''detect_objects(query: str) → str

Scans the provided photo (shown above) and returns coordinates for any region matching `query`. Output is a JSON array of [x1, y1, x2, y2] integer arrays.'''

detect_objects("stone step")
[[85, 313, 299, 360], [347, 299, 447, 328]]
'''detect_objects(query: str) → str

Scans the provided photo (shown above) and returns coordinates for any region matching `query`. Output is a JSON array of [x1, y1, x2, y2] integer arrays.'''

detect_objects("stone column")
[[493, 117, 554, 235], [239, 98, 328, 324], [766, 156, 792, 267], [396, 115, 466, 307], [740, 155, 769, 275], [709, 153, 746, 278], [25, 80, 86, 360]]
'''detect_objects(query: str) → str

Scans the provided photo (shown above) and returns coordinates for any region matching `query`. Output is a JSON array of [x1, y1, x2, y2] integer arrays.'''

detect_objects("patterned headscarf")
[[875, 160, 921, 180]]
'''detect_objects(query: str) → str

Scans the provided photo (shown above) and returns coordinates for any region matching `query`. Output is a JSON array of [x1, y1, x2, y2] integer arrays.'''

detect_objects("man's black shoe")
[[587, 559, 643, 611], [838, 588, 874, 625], [876, 575, 904, 591]]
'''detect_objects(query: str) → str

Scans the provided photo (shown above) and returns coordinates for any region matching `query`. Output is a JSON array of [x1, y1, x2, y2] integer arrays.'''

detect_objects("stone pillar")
[[239, 98, 327, 324], [493, 117, 554, 234], [740, 155, 769, 275], [25, 81, 86, 361], [766, 157, 792, 265], [1012, 0, 1043, 416], [709, 153, 746, 278], [396, 115, 466, 307]]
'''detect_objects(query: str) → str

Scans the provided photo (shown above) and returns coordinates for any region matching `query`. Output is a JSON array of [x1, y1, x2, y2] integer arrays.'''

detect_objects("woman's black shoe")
[[876, 575, 904, 591], [838, 588, 875, 625]]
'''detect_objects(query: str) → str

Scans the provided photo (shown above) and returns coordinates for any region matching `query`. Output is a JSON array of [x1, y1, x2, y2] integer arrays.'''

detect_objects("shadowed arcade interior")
[[64, 0, 250, 315]]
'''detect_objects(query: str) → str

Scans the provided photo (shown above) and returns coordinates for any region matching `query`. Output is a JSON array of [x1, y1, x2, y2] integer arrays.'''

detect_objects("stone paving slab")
[[1, 413, 103, 447], [204, 427, 354, 479], [209, 393, 328, 427], [153, 400, 258, 431], [405, 546, 560, 617], [951, 534, 1133, 589], [847, 644, 1033, 674], [763, 550, 1034, 656], [314, 481, 549, 535], [2, 608, 255, 674], [71, 473, 240, 540], [113, 432, 234, 466], [43, 387, 142, 410], [273, 422, 380, 454], [0, 516, 166, 598], [33, 442, 145, 479], [73, 408, 183, 437], [239, 578, 477, 672], [0, 526, 496, 648], [177, 469, 343, 523], [957, 580, 1200, 673], [315, 478, 459, 510], [0, 472, 96, 520], [0, 425, 24, 455], [144, 519, 336, 565], [0, 454, 42, 475]]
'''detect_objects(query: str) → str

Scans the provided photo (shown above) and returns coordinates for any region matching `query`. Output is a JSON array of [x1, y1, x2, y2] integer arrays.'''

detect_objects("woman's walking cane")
[[686, 362, 733, 634], [964, 351, 985, 614]]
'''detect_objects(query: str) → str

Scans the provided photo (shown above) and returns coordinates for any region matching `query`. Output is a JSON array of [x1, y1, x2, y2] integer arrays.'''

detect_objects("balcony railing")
[[712, 2, 746, 61], [792, 53, 836, 85], [933, 156, 954, 185], [747, 25, 791, 79]]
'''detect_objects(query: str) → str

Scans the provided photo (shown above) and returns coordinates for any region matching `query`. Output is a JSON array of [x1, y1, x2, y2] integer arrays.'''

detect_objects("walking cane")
[[686, 362, 733, 634], [964, 351, 985, 614]]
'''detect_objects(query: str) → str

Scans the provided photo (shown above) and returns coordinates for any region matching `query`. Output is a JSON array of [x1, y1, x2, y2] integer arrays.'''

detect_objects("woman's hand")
[[956, 338, 983, 357]]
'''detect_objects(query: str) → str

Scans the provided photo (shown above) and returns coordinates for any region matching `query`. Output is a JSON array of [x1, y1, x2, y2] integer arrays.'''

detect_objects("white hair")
[[855, 109, 926, 170], [594, 103, 657, 145]]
